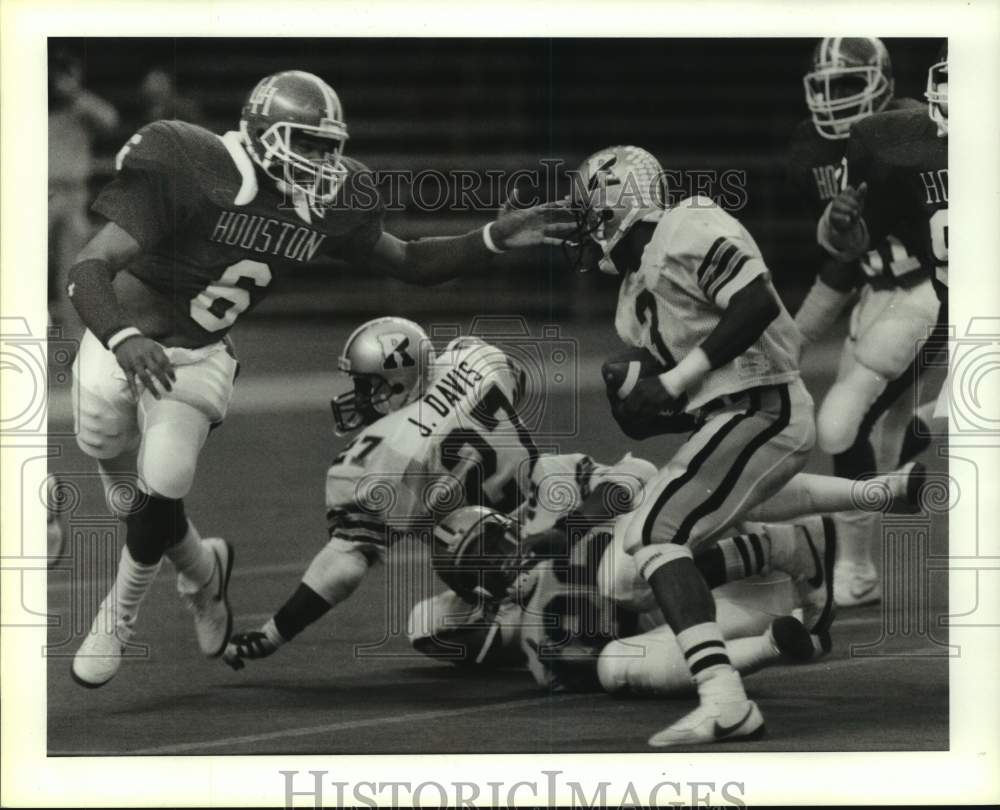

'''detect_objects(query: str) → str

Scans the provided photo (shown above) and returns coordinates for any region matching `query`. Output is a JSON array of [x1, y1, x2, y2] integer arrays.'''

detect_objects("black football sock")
[[125, 494, 187, 565], [273, 583, 333, 642]]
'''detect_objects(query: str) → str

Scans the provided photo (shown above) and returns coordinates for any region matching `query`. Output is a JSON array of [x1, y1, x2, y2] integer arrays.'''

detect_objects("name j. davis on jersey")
[[209, 210, 328, 262]]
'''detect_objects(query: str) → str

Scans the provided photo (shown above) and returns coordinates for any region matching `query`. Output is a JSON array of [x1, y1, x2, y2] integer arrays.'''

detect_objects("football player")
[[819, 44, 949, 418], [423, 443, 922, 697], [222, 317, 551, 667], [562, 143, 817, 747], [426, 503, 824, 696], [66, 70, 576, 688], [789, 38, 941, 607]]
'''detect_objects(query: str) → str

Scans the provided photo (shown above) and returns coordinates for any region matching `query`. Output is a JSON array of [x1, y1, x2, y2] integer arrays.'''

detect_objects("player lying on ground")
[[819, 42, 949, 422], [414, 442, 925, 696], [66, 69, 575, 688], [223, 317, 922, 671], [791, 37, 941, 607]]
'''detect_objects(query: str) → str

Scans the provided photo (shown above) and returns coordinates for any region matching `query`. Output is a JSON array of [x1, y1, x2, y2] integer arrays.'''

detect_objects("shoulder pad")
[[116, 120, 224, 174]]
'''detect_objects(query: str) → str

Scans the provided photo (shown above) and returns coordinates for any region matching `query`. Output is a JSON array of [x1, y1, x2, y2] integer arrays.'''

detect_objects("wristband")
[[659, 347, 711, 398], [482, 221, 506, 255], [106, 327, 143, 352]]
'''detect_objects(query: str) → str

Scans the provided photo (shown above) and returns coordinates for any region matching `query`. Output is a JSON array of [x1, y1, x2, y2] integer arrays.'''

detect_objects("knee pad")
[[817, 370, 885, 455], [137, 399, 211, 499], [855, 316, 932, 380], [74, 399, 138, 460], [125, 494, 188, 564]]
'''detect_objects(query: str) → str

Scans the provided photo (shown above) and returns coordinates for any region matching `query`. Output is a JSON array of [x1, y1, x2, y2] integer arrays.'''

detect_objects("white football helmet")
[[803, 38, 894, 140], [925, 42, 948, 137], [564, 145, 666, 275], [331, 317, 435, 434]]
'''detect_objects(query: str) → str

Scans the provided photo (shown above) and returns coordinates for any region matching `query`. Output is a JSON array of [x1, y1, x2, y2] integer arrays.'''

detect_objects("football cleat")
[[648, 699, 765, 748], [71, 600, 136, 688], [785, 516, 837, 634], [833, 559, 882, 607], [178, 537, 234, 657], [223, 629, 279, 671], [869, 461, 930, 514], [768, 615, 831, 662]]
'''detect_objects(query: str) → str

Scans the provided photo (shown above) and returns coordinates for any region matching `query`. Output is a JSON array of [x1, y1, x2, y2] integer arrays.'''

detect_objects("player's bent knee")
[[137, 399, 211, 499], [138, 455, 198, 500], [596, 639, 636, 694], [817, 384, 867, 455]]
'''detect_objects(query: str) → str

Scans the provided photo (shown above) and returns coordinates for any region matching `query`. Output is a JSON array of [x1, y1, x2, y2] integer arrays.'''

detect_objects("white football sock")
[[164, 520, 214, 594], [833, 511, 878, 567], [111, 546, 161, 624]]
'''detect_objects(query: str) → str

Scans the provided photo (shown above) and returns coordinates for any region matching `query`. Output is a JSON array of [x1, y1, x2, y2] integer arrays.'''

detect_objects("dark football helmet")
[[432, 506, 522, 603], [239, 70, 349, 211], [803, 38, 894, 140], [926, 41, 948, 137], [331, 317, 435, 434]]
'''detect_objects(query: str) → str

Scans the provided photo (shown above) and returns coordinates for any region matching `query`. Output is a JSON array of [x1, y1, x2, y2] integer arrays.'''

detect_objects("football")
[[601, 346, 673, 402]]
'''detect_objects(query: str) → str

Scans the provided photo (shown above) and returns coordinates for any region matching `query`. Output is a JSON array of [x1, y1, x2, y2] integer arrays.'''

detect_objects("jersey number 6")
[[190, 260, 273, 332]]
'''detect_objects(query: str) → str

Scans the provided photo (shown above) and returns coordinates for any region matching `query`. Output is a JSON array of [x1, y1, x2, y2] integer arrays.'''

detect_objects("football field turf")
[[45, 318, 950, 755]]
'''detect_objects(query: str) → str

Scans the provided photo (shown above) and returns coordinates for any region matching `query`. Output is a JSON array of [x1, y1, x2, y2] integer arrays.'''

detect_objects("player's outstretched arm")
[[367, 201, 577, 285], [223, 536, 371, 671], [66, 222, 176, 399]]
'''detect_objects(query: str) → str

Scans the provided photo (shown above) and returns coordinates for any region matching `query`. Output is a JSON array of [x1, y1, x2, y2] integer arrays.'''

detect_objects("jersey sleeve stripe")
[[699, 240, 745, 295], [706, 253, 751, 300], [695, 236, 728, 282]]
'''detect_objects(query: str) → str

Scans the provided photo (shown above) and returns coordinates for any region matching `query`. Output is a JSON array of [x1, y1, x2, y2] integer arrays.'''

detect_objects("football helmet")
[[803, 38, 893, 140], [564, 145, 666, 275], [925, 42, 948, 137], [331, 316, 435, 434], [239, 70, 349, 211], [432, 505, 521, 602]]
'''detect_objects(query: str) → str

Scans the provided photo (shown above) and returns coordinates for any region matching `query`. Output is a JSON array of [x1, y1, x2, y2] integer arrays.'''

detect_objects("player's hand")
[[829, 182, 868, 233], [621, 375, 686, 421], [489, 200, 577, 249], [113, 335, 176, 400], [222, 630, 279, 671]]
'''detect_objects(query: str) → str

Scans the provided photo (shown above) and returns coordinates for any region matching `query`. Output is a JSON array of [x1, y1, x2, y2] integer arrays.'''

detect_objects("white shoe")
[[178, 537, 234, 657], [833, 559, 882, 607], [71, 600, 135, 688], [649, 698, 765, 747]]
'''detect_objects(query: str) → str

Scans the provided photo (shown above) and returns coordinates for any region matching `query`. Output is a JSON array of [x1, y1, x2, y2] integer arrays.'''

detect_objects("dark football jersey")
[[92, 120, 384, 345], [845, 105, 948, 299], [788, 98, 928, 291]]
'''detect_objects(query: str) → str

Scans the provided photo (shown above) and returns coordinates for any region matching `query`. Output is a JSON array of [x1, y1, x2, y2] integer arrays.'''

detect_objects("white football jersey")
[[325, 338, 537, 558], [615, 196, 802, 411]]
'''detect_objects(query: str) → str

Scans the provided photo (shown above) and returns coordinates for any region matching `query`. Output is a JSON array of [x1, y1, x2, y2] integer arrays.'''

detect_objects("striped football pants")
[[622, 378, 816, 556]]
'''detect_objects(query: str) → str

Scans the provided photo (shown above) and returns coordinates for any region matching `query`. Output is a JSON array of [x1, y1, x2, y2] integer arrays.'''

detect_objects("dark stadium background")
[[46, 38, 950, 755], [52, 37, 941, 317]]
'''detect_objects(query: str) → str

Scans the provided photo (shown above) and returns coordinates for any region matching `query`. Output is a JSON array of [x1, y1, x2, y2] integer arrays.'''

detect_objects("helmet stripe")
[[306, 71, 340, 119], [831, 37, 842, 66]]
